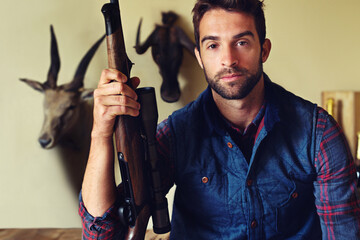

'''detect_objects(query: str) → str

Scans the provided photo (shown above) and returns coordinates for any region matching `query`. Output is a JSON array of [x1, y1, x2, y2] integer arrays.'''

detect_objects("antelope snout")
[[38, 134, 54, 149]]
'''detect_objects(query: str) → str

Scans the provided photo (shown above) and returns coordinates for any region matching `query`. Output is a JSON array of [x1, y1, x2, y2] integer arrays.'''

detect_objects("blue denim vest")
[[167, 77, 322, 239]]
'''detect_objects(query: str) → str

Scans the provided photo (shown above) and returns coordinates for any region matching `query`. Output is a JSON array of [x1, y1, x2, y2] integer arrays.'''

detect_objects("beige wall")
[[0, 0, 359, 228]]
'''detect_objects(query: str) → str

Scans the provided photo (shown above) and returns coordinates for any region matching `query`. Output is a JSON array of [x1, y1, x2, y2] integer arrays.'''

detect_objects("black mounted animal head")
[[135, 11, 195, 103]]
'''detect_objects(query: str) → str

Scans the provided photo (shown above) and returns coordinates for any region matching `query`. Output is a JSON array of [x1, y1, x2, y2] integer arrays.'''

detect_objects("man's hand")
[[91, 68, 141, 139]]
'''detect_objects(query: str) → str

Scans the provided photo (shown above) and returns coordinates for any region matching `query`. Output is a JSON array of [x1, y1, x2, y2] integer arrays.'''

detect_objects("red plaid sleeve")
[[78, 191, 124, 240], [314, 107, 360, 239]]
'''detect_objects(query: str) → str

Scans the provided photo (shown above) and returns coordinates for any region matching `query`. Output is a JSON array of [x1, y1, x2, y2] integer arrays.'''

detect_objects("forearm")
[[82, 135, 117, 217]]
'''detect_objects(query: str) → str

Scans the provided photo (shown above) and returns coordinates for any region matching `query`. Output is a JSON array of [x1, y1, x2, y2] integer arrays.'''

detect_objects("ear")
[[194, 48, 204, 69], [19, 78, 45, 92], [80, 88, 94, 100], [261, 39, 272, 63]]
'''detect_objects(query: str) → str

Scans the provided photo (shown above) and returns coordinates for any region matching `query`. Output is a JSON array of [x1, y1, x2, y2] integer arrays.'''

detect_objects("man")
[[79, 0, 360, 239]]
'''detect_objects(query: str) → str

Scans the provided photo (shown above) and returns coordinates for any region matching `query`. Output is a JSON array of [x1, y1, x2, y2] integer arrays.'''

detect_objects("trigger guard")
[[118, 205, 129, 226]]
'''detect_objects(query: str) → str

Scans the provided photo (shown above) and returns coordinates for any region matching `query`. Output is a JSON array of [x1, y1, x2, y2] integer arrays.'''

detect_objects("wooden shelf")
[[0, 229, 82, 240], [322, 91, 360, 162]]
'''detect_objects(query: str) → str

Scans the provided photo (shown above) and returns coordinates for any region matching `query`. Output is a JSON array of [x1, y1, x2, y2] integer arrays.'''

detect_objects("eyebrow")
[[201, 31, 255, 44], [233, 31, 255, 40]]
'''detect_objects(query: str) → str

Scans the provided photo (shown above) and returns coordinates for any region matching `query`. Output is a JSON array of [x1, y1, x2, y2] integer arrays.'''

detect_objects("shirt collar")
[[224, 103, 266, 136]]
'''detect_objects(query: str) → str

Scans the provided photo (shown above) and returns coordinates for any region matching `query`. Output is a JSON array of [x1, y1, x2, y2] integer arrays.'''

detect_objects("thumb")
[[130, 76, 141, 89]]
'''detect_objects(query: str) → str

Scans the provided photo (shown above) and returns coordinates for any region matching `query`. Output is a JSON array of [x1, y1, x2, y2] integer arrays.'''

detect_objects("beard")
[[203, 56, 263, 100]]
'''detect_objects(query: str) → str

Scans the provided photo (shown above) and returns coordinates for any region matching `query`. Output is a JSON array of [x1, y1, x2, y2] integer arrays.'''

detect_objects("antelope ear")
[[80, 88, 94, 100], [19, 78, 45, 92]]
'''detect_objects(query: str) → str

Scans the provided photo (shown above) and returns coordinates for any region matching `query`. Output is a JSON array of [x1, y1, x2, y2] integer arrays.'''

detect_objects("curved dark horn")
[[44, 25, 60, 89], [176, 26, 196, 57], [67, 34, 105, 91], [136, 18, 143, 48], [134, 18, 152, 55]]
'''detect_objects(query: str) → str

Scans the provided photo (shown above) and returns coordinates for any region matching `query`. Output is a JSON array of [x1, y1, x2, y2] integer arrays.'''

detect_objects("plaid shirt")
[[79, 103, 360, 239]]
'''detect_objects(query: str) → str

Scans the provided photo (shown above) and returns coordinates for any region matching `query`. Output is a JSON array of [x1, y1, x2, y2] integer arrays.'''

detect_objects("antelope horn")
[[67, 34, 105, 91], [44, 25, 60, 89], [136, 18, 143, 48]]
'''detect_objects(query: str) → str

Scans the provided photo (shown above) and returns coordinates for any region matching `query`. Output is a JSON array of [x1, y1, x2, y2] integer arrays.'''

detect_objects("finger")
[[96, 82, 138, 100], [99, 69, 127, 86], [130, 77, 141, 89], [107, 105, 140, 117], [96, 94, 141, 111]]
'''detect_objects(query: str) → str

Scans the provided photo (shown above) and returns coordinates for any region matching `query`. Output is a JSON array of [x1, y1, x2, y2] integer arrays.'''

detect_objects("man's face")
[[195, 9, 270, 100]]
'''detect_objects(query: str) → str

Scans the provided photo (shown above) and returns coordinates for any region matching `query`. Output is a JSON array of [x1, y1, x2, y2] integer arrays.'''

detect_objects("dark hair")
[[192, 0, 266, 49]]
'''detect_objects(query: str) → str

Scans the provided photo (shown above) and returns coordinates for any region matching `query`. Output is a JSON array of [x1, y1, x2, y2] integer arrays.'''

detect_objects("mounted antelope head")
[[20, 25, 104, 149]]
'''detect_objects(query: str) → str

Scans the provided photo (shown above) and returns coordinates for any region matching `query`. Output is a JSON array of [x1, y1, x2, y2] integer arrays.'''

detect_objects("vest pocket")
[[175, 170, 230, 227], [275, 178, 316, 237]]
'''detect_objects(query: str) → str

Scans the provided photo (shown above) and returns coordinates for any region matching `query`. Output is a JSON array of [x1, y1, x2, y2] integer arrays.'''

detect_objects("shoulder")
[[267, 80, 317, 111], [265, 78, 318, 126], [313, 106, 347, 151], [169, 88, 209, 123]]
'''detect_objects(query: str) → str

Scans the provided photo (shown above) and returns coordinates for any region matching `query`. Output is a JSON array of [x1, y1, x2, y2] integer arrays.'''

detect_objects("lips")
[[214, 67, 248, 82], [220, 73, 243, 82]]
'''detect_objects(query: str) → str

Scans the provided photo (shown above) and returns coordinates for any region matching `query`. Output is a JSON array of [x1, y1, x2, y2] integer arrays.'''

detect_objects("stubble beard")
[[203, 56, 263, 100]]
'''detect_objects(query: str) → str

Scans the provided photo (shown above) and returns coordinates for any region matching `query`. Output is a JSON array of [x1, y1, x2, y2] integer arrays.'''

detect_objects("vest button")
[[227, 142, 233, 148], [246, 179, 253, 186], [251, 220, 257, 229], [292, 192, 298, 199], [202, 176, 209, 184]]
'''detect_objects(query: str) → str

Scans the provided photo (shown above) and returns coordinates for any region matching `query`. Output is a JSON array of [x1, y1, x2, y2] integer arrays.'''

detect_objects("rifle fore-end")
[[102, 1, 171, 238], [108, 37, 150, 239], [103, 0, 148, 204], [102, 3, 151, 239], [113, 82, 150, 238], [114, 116, 148, 202]]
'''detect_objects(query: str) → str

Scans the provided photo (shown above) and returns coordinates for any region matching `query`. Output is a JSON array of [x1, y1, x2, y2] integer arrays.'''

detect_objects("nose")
[[221, 46, 238, 67], [38, 135, 52, 148]]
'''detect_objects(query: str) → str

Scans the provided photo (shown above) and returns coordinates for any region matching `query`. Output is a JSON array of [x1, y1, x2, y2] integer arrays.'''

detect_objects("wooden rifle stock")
[[101, 1, 171, 239], [102, 1, 150, 239]]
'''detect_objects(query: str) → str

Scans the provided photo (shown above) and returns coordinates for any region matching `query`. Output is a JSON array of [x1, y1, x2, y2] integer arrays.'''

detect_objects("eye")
[[207, 43, 218, 49], [236, 41, 248, 46], [68, 105, 77, 110]]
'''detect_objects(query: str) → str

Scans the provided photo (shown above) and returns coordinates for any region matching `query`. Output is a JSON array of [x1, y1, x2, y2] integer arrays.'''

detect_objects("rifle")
[[101, 1, 171, 239]]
